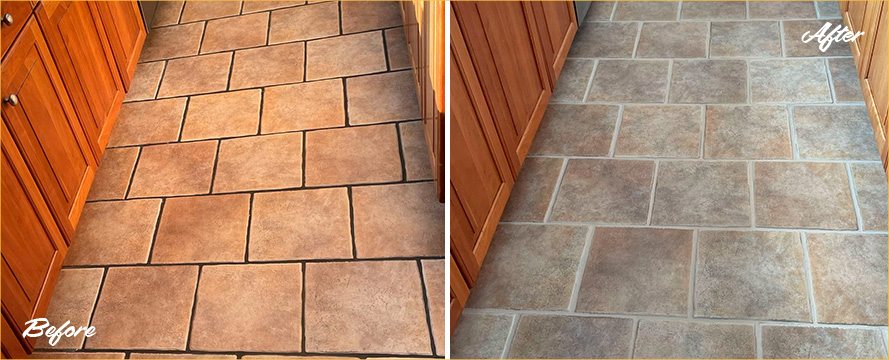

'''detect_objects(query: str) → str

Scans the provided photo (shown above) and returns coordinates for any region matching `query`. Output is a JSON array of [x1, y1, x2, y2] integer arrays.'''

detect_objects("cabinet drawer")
[[0, 1, 33, 57]]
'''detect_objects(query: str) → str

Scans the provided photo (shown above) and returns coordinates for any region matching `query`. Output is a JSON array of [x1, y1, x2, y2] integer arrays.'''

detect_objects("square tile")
[[669, 60, 748, 104], [587, 60, 669, 102], [615, 105, 702, 158], [710, 21, 782, 57], [107, 98, 186, 147], [230, 42, 305, 89], [341, 1, 402, 34], [501, 157, 564, 222], [681, 1, 747, 19], [613, 1, 679, 20], [807, 233, 888, 325], [65, 200, 161, 266], [695, 230, 810, 321], [151, 1, 183, 27], [304, 125, 401, 186], [568, 22, 638, 58], [201, 13, 269, 54], [530, 104, 619, 156], [762, 325, 886, 359], [87, 266, 198, 350], [749, 59, 831, 103], [243, 1, 305, 13], [37, 269, 104, 349], [829, 57, 864, 102], [139, 23, 203, 62], [794, 105, 880, 160], [400, 120, 433, 180], [151, 194, 250, 263], [467, 224, 587, 310], [749, 1, 818, 19], [754, 162, 857, 229], [636, 22, 708, 58], [386, 28, 411, 70], [852, 162, 889, 231], [551, 59, 594, 102], [353, 182, 444, 258], [304, 261, 431, 354], [422, 259, 445, 355], [551, 159, 654, 223], [652, 161, 751, 226], [182, 89, 261, 140], [213, 132, 303, 192], [784, 20, 853, 56], [157, 53, 231, 98], [451, 313, 513, 360], [306, 31, 387, 80], [634, 320, 756, 359], [817, 1, 842, 18], [584, 1, 615, 21], [87, 147, 139, 201], [269, 2, 339, 44], [347, 71, 420, 125], [509, 315, 634, 359], [250, 188, 352, 261], [124, 61, 165, 102], [129, 141, 217, 197], [704, 105, 792, 159], [576, 227, 693, 316], [262, 79, 344, 133], [180, 1, 241, 22], [191, 264, 302, 352]]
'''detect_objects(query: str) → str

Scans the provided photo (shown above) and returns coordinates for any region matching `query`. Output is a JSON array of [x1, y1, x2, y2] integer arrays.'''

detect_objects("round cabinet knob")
[[4, 94, 19, 106], [2, 14, 12, 26]]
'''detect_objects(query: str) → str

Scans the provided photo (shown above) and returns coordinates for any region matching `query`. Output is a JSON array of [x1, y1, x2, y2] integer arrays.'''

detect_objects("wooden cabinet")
[[530, 1, 577, 84], [94, 1, 145, 91], [450, 256, 470, 333], [0, 1, 33, 56]]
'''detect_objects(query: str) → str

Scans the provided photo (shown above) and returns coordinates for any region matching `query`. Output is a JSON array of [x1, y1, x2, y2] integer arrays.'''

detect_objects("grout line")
[[581, 60, 599, 102], [688, 229, 699, 318], [417, 260, 438, 356], [342, 78, 350, 126], [197, 20, 209, 55], [631, 22, 643, 59], [748, 161, 756, 228], [265, 9, 271, 46], [706, 21, 711, 59], [609, 1, 618, 21], [846, 162, 864, 231], [756, 323, 764, 359], [145, 198, 166, 264], [542, 158, 569, 223], [745, 1, 750, 20], [382, 29, 391, 71], [301, 132, 307, 187], [300, 263, 307, 353], [746, 59, 752, 104], [396, 123, 407, 181], [813, 0, 821, 19], [787, 105, 801, 160], [184, 265, 203, 351], [338, 1, 343, 35], [799, 232, 819, 324], [824, 57, 838, 104], [347, 186, 357, 259], [257, 88, 264, 135], [699, 104, 706, 159], [664, 59, 673, 103], [524, 154, 882, 164], [567, 226, 595, 312], [496, 221, 887, 235], [123, 147, 143, 199], [151, 61, 168, 101], [81, 268, 109, 350], [225, 52, 236, 91], [628, 319, 640, 359], [500, 314, 520, 359], [676, 1, 682, 21], [177, 97, 190, 141], [607, 105, 624, 156], [303, 41, 308, 82], [645, 160, 659, 226], [779, 21, 787, 58], [239, 1, 245, 15], [550, 98, 863, 106], [207, 140, 222, 193], [61, 255, 446, 270], [245, 193, 254, 262]]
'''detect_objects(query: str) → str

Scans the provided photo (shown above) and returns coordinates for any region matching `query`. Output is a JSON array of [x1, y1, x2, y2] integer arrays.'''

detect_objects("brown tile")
[[191, 264, 302, 352], [130, 354, 237, 359], [749, 59, 831, 103], [158, 53, 231, 98], [347, 71, 420, 125], [615, 105, 702, 158], [584, 1, 615, 21], [568, 22, 638, 58], [422, 259, 445, 355], [250, 188, 352, 261], [509, 315, 634, 359], [230, 42, 305, 89], [551, 159, 654, 224], [852, 162, 889, 231], [139, 23, 203, 62], [385, 28, 411, 70], [129, 141, 217, 197], [784, 20, 853, 56], [107, 98, 185, 147], [341, 1, 402, 34], [201, 13, 269, 54], [152, 194, 250, 263], [829, 57, 865, 102], [124, 61, 165, 102], [705, 105, 792, 159], [710, 21, 783, 58], [670, 60, 748, 103], [817, 1, 842, 18], [87, 266, 198, 350], [451, 313, 513, 360], [754, 162, 857, 229], [87, 148, 139, 201], [180, 1, 241, 22], [306, 32, 387, 80], [242, 1, 305, 13], [613, 1, 679, 20], [636, 22, 708, 58], [530, 104, 618, 156], [576, 227, 692, 316], [749, 1, 817, 19], [680, 1, 747, 19], [304, 125, 401, 186], [652, 161, 750, 226], [241, 357, 356, 360], [31, 353, 126, 359], [213, 132, 303, 192], [36, 269, 104, 349], [262, 80, 344, 133], [151, 1, 183, 27], [551, 59, 595, 102], [807, 233, 888, 325], [634, 320, 756, 359], [399, 121, 433, 180], [304, 261, 431, 354], [794, 106, 880, 160], [762, 325, 886, 359], [501, 157, 563, 222], [588, 60, 669, 102], [467, 224, 587, 310], [269, 2, 339, 43], [353, 182, 444, 258], [65, 200, 161, 266], [182, 90, 260, 140]]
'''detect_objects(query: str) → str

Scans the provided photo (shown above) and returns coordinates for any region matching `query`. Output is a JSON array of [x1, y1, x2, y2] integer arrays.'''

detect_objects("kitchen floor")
[[453, 1, 889, 359], [32, 1, 444, 359]]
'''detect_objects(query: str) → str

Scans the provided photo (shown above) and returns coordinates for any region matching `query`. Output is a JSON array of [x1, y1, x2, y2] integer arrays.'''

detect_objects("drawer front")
[[0, 0, 33, 56]]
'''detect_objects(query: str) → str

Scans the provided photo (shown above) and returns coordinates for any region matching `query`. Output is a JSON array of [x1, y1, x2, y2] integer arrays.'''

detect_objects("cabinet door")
[[0, 1, 33, 56], [860, 3, 889, 167], [842, 0, 881, 69], [94, 1, 145, 91], [1, 18, 96, 241], [450, 256, 470, 334], [37, 1, 125, 160], [530, 1, 577, 85]]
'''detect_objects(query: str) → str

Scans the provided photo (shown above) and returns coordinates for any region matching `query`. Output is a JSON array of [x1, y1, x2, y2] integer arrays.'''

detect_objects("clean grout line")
[[688, 229, 699, 318], [779, 21, 787, 58], [542, 158, 569, 223], [705, 21, 711, 59], [500, 314, 520, 359], [748, 161, 756, 228], [824, 58, 838, 104], [582, 60, 599, 102], [607, 105, 625, 157], [699, 104, 706, 159], [207, 140, 222, 193], [631, 22, 643, 59], [524, 154, 883, 164], [799, 232, 819, 324], [645, 160, 659, 226], [61, 255, 446, 271], [676, 1, 682, 21], [664, 59, 673, 103], [497, 221, 887, 235], [609, 1, 618, 21], [846, 162, 865, 231], [567, 226, 595, 312], [755, 323, 764, 359], [628, 319, 640, 359]]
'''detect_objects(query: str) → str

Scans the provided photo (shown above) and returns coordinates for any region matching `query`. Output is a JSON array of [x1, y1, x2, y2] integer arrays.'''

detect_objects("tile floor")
[[33, 1, 445, 359], [453, 1, 889, 359]]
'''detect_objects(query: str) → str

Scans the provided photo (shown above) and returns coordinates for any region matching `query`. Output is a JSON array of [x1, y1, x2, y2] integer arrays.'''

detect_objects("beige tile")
[[262, 80, 344, 133], [213, 132, 303, 192], [269, 2, 339, 43], [385, 28, 411, 70], [139, 23, 203, 62], [31, 353, 126, 359], [754, 162, 857, 229], [695, 230, 810, 321], [530, 104, 618, 156], [551, 59, 595, 102], [613, 1, 679, 20], [807, 233, 888, 325], [36, 269, 104, 349], [250, 188, 352, 261], [709, 21, 782, 58], [201, 13, 269, 54], [124, 61, 165, 102], [829, 57, 865, 102], [158, 53, 231, 98], [568, 22, 638, 58], [191, 264, 302, 352], [65, 200, 161, 266], [306, 32, 387, 80], [670, 60, 748, 103], [784, 20, 852, 56], [399, 120, 433, 180], [341, 1, 402, 33], [151, 1, 184, 27], [242, 1, 305, 13], [180, 1, 241, 22], [615, 105, 702, 158], [107, 98, 186, 147], [749, 59, 831, 103], [353, 182, 444, 258], [852, 162, 889, 231], [652, 161, 751, 226], [704, 105, 792, 159], [304, 125, 401, 186], [182, 89, 261, 140], [130, 354, 237, 359], [762, 325, 886, 359], [129, 141, 217, 197], [588, 60, 670, 102], [509, 315, 634, 359], [87, 266, 198, 350], [230, 42, 305, 89], [634, 320, 756, 359], [576, 227, 692, 316], [87, 148, 139, 201], [347, 71, 420, 125], [451, 313, 513, 360], [749, 1, 817, 19], [151, 194, 250, 264], [501, 157, 563, 222], [467, 224, 587, 310], [240, 356, 356, 359], [680, 1, 747, 19], [793, 106, 880, 160], [304, 261, 431, 354], [584, 1, 615, 21], [636, 22, 708, 58], [551, 159, 654, 224], [422, 259, 445, 355]]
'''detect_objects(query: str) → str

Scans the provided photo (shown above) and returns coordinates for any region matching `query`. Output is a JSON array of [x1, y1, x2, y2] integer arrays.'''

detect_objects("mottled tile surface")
[[65, 200, 162, 266], [749, 1, 818, 19], [613, 1, 679, 20], [269, 2, 339, 43], [568, 22, 638, 58], [585, 1, 615, 21], [306, 31, 387, 80], [399, 121, 434, 180], [451, 313, 513, 359], [550, 159, 654, 223], [704, 105, 792, 159], [304, 124, 402, 186], [633, 320, 756, 359], [340, 1, 401, 34], [794, 106, 880, 160], [529, 104, 618, 156], [200, 13, 269, 54], [615, 105, 702, 158], [501, 157, 563, 222], [157, 52, 231, 98], [749, 59, 831, 103], [829, 57, 865, 102], [588, 60, 670, 102], [852, 162, 889, 231], [709, 21, 782, 58], [681, 1, 747, 20], [509, 316, 634, 359], [139, 23, 203, 62], [87, 148, 139, 201], [353, 182, 444, 258], [761, 325, 886, 359], [636, 22, 708, 58], [261, 79, 345, 133], [180, 1, 241, 22], [124, 61, 165, 101], [551, 59, 595, 102], [229, 42, 306, 89], [669, 60, 748, 103], [108, 98, 186, 147], [182, 90, 261, 140], [816, 1, 842, 18], [213, 132, 303, 192], [38, 269, 105, 349], [347, 71, 420, 125], [754, 162, 857, 229], [652, 161, 750, 226], [784, 20, 853, 57], [151, 194, 250, 263]]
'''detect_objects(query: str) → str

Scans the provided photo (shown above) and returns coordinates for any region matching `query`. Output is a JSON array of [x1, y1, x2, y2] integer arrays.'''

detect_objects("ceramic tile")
[[749, 59, 831, 103], [636, 22, 708, 58], [652, 161, 751, 226], [588, 60, 670, 102], [269, 2, 339, 43], [200, 13, 269, 54], [615, 105, 702, 158], [385, 28, 411, 70], [139, 23, 203, 62], [182, 89, 261, 140], [816, 1, 842, 18], [568, 22, 638, 58], [633, 320, 756, 359], [36, 269, 104, 349], [793, 105, 880, 160], [749, 1, 818, 19], [550, 159, 654, 224], [530, 104, 619, 156], [669, 60, 748, 103], [213, 132, 303, 192], [400, 121, 434, 180], [613, 1, 679, 21], [180, 1, 241, 22], [304, 125, 401, 186], [242, 1, 305, 13], [230, 42, 305, 89], [65, 200, 161, 266], [107, 98, 186, 147], [341, 1, 402, 33], [422, 259, 445, 355], [151, 194, 250, 263], [151, 1, 183, 27], [551, 59, 595, 102], [784, 20, 853, 56], [347, 71, 420, 125], [124, 61, 165, 101], [754, 162, 857, 229], [709, 21, 782, 57], [704, 105, 792, 159], [306, 32, 387, 80], [262, 79, 344, 133], [128, 141, 217, 197], [829, 57, 865, 102], [87, 147, 139, 201], [584, 1, 615, 21], [761, 325, 885, 359], [451, 313, 513, 360], [681, 1, 747, 19], [509, 315, 634, 359], [852, 162, 889, 231], [158, 53, 232, 98], [353, 182, 444, 258], [31, 353, 126, 359], [501, 157, 564, 222]]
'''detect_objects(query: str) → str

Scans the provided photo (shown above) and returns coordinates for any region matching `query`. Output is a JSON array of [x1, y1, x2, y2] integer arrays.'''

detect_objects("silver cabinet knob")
[[4, 94, 18, 106], [2, 14, 12, 26]]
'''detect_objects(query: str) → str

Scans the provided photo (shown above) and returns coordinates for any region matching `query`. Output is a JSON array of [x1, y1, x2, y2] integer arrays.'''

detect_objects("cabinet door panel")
[[861, 3, 889, 166], [0, 1, 33, 56], [95, 1, 145, 91], [450, 256, 470, 334], [531, 1, 577, 83]]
